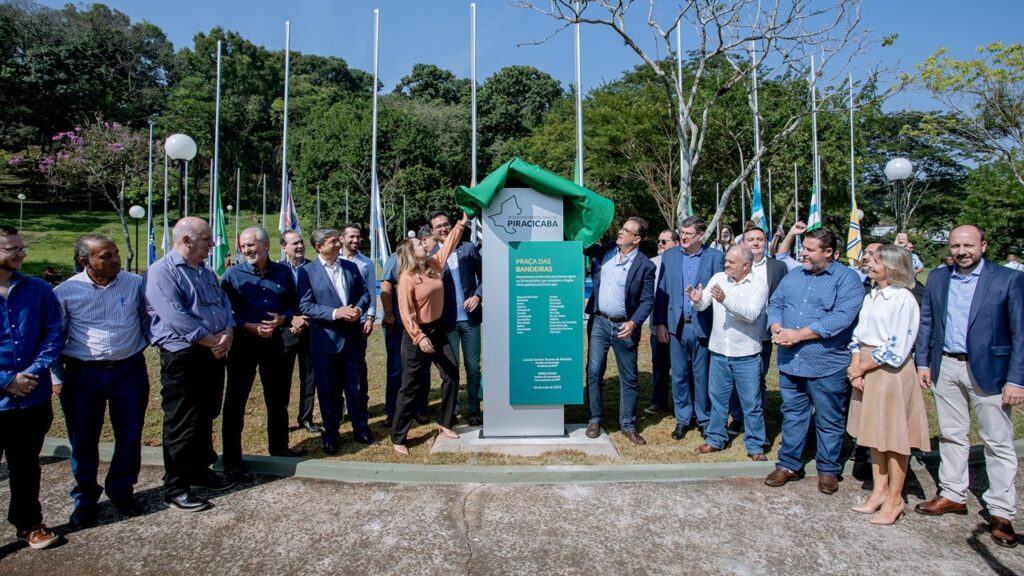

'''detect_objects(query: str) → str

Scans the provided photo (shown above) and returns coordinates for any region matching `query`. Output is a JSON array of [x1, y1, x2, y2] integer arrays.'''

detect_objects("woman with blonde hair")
[[847, 244, 930, 525], [390, 212, 469, 455]]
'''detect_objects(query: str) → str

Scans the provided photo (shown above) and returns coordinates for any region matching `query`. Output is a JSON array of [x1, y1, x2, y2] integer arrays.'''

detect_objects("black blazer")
[[433, 240, 483, 327], [763, 256, 789, 299], [585, 242, 656, 345]]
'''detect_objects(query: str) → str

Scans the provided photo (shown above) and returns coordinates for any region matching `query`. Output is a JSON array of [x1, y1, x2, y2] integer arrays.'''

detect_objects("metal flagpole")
[[281, 21, 291, 214], [146, 119, 153, 262], [213, 40, 222, 226], [742, 181, 746, 226], [573, 0, 584, 186], [370, 8, 381, 268], [234, 167, 241, 254], [208, 159, 214, 225], [808, 54, 822, 231], [470, 2, 479, 243], [261, 173, 267, 227], [183, 161, 189, 217], [768, 168, 773, 234], [162, 154, 169, 255], [316, 185, 321, 227], [849, 73, 856, 211], [751, 39, 762, 231], [715, 183, 720, 241], [677, 24, 684, 215]]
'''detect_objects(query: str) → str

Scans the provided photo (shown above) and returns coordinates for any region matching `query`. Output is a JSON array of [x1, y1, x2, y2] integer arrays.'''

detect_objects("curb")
[[41, 436, 1024, 485]]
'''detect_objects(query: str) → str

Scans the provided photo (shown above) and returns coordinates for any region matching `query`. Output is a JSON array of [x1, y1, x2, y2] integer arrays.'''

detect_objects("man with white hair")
[[146, 217, 235, 512], [689, 246, 770, 459], [220, 227, 305, 484]]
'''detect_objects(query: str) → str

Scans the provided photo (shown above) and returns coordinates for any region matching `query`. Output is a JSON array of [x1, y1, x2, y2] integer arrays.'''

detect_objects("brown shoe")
[[622, 431, 647, 445], [17, 524, 59, 550], [990, 516, 1018, 548], [695, 443, 720, 454], [765, 467, 800, 487], [585, 422, 601, 439], [748, 453, 767, 461], [914, 495, 967, 516], [817, 474, 839, 495]]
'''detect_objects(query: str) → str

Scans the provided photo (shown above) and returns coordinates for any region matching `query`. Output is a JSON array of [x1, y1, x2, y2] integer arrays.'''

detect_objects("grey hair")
[[875, 244, 916, 290], [280, 230, 302, 246], [241, 226, 269, 243], [173, 218, 207, 244], [310, 228, 339, 249], [74, 234, 114, 262], [729, 246, 754, 265]]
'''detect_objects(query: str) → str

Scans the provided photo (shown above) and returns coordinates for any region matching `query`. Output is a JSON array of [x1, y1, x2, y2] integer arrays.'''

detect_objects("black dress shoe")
[[414, 413, 431, 425], [69, 503, 98, 529], [323, 439, 338, 455], [110, 496, 143, 517], [300, 420, 324, 434], [468, 415, 483, 426], [164, 490, 211, 513], [585, 421, 601, 438], [270, 447, 307, 458], [224, 467, 253, 484], [381, 418, 394, 428], [189, 470, 236, 492], [353, 433, 377, 445], [643, 404, 667, 415], [622, 430, 647, 445], [671, 423, 691, 441]]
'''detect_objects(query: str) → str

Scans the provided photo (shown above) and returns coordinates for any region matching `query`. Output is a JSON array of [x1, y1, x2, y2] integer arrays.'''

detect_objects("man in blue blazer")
[[584, 217, 656, 445], [914, 224, 1024, 548], [654, 216, 725, 440], [297, 228, 372, 454], [430, 211, 484, 426]]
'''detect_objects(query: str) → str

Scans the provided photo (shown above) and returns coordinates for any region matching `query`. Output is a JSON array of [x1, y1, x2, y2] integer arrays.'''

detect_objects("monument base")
[[430, 424, 620, 459]]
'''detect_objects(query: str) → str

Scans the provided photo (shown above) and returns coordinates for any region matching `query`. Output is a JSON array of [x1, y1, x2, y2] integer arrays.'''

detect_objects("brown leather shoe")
[[989, 516, 1018, 548], [914, 495, 967, 516], [748, 453, 767, 461], [695, 443, 720, 454], [622, 431, 647, 445], [764, 467, 800, 487], [585, 422, 601, 439], [817, 474, 839, 495]]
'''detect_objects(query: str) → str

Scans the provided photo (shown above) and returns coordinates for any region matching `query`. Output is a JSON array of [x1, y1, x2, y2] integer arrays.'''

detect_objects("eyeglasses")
[[619, 227, 640, 237], [432, 223, 451, 231], [0, 246, 27, 255], [657, 239, 673, 245]]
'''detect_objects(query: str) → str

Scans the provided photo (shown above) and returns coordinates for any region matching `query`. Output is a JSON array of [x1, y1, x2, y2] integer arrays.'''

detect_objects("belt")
[[594, 311, 628, 323], [681, 316, 693, 324], [943, 352, 969, 362], [63, 352, 141, 369]]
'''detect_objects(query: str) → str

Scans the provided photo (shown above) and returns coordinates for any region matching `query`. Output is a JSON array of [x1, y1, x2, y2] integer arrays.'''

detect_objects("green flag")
[[454, 157, 614, 247], [211, 183, 229, 275]]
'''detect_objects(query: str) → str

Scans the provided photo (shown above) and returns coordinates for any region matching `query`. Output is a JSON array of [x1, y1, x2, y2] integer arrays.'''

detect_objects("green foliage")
[[959, 161, 1024, 259]]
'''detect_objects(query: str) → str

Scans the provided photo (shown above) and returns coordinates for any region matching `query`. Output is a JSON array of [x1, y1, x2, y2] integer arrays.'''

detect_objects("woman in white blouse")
[[846, 244, 930, 525]]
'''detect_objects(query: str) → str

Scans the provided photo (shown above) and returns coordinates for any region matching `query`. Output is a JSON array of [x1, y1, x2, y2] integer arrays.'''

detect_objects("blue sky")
[[38, 0, 1024, 110]]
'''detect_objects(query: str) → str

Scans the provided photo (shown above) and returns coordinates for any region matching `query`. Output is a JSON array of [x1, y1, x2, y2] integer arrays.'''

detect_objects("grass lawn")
[[12, 205, 1018, 466]]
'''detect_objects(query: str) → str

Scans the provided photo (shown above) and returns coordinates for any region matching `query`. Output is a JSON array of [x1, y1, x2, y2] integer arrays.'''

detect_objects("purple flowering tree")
[[39, 121, 151, 270]]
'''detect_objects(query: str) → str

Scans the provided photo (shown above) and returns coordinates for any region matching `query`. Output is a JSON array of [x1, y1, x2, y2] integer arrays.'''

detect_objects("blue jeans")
[[447, 321, 482, 417], [776, 369, 850, 476], [730, 340, 773, 422], [60, 353, 149, 506], [707, 352, 765, 453], [668, 322, 711, 428], [587, 315, 640, 432]]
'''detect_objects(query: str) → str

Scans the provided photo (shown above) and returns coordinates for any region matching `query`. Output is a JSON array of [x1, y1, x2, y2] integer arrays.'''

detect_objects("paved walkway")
[[1, 457, 1022, 575]]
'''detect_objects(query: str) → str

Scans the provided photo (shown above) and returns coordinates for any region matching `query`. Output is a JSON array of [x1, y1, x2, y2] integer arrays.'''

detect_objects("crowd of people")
[[0, 210, 1021, 551]]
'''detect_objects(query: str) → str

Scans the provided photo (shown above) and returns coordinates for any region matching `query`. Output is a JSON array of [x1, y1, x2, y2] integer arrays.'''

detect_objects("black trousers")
[[391, 323, 458, 446], [0, 402, 52, 532], [159, 346, 225, 494], [282, 331, 318, 425], [222, 331, 290, 468], [649, 332, 672, 408]]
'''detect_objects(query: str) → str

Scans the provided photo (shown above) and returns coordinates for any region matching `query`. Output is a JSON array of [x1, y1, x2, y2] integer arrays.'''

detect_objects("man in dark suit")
[[727, 225, 789, 434], [914, 224, 1024, 548], [279, 230, 320, 433], [430, 211, 484, 426], [297, 228, 372, 454], [654, 216, 725, 440], [584, 217, 656, 445]]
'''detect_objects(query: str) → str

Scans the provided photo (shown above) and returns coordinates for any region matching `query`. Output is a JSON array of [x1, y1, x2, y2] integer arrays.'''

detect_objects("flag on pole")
[[211, 182, 229, 276], [846, 201, 862, 267], [750, 177, 767, 232], [369, 173, 390, 265], [806, 185, 822, 232], [687, 195, 694, 217], [278, 180, 301, 236]]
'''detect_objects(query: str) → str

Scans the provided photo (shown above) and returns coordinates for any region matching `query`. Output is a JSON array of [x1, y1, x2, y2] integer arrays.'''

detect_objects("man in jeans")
[[764, 227, 863, 494], [689, 247, 769, 459], [0, 225, 62, 549]]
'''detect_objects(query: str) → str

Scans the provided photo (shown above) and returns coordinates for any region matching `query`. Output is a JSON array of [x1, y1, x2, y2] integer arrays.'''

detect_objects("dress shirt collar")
[[752, 256, 766, 269], [319, 254, 340, 270], [952, 258, 985, 280], [870, 284, 901, 300], [725, 272, 753, 286], [681, 245, 703, 258], [614, 247, 638, 265]]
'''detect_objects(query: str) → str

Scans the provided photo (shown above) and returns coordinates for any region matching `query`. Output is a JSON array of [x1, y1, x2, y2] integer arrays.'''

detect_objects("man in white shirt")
[[688, 246, 770, 459]]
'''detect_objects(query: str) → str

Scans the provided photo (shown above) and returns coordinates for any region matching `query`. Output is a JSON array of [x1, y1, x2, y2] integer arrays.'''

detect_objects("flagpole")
[[162, 153, 169, 255], [234, 167, 241, 255], [715, 182, 720, 241], [281, 21, 291, 214], [369, 8, 385, 268], [750, 40, 762, 231], [469, 2, 479, 243], [146, 119, 154, 265], [808, 54, 821, 231], [677, 24, 684, 218], [261, 173, 267, 227], [767, 168, 773, 234], [183, 161, 190, 217], [208, 159, 214, 226], [316, 185, 321, 227], [794, 162, 801, 255], [573, 0, 584, 186], [849, 73, 856, 211]]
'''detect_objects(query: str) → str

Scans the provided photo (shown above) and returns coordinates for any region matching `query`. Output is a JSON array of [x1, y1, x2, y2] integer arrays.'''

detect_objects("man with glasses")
[[0, 226, 62, 548], [584, 218, 656, 444], [430, 211, 483, 426], [645, 230, 678, 415], [145, 217, 236, 512], [654, 217, 725, 441]]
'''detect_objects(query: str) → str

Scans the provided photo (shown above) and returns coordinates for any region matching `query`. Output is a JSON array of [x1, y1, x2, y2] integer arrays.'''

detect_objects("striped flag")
[[211, 182, 229, 275], [806, 185, 822, 232], [846, 201, 862, 267], [277, 180, 301, 236], [750, 177, 767, 232], [368, 172, 390, 267]]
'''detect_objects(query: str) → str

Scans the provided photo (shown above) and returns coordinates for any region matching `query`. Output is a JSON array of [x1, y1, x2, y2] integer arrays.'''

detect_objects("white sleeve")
[[870, 292, 920, 368]]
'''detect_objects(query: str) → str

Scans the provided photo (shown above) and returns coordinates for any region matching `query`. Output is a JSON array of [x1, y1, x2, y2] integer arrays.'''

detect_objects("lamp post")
[[128, 205, 146, 273], [165, 134, 197, 219], [16, 194, 25, 229], [884, 157, 913, 233]]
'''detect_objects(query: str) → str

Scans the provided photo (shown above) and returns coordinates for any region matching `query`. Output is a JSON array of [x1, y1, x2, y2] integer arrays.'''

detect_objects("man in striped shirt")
[[53, 234, 150, 529]]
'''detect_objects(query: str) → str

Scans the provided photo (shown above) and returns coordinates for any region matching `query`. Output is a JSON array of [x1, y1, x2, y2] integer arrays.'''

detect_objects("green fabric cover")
[[454, 157, 614, 247]]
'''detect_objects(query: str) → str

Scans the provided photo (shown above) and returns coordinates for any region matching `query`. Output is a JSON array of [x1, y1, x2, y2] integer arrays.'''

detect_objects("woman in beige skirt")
[[847, 244, 930, 525]]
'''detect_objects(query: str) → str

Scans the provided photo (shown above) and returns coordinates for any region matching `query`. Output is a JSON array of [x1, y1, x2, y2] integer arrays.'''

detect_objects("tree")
[[393, 63, 468, 105], [478, 65, 564, 170], [959, 161, 1024, 260], [515, 0, 893, 240], [916, 43, 1024, 187]]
